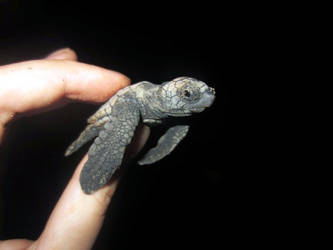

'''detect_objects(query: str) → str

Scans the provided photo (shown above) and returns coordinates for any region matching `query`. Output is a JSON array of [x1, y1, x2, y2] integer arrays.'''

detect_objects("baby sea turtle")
[[65, 77, 215, 194]]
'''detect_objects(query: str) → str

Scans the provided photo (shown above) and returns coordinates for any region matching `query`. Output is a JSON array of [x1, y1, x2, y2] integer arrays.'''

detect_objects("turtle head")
[[158, 77, 215, 116]]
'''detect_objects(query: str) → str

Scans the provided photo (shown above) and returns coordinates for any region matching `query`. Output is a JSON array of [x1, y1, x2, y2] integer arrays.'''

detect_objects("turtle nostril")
[[208, 87, 216, 95]]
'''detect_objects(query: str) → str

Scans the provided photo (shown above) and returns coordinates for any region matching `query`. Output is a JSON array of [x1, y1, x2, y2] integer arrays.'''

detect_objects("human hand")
[[0, 48, 150, 250]]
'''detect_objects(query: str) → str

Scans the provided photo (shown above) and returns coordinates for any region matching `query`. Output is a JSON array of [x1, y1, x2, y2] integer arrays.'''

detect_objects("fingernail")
[[46, 48, 77, 60]]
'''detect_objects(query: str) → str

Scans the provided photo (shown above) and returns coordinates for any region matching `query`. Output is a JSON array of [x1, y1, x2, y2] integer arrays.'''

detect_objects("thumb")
[[32, 125, 150, 250]]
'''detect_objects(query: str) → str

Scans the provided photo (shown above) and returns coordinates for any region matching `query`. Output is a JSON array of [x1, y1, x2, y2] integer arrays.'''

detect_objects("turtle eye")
[[179, 86, 200, 102], [183, 89, 191, 98]]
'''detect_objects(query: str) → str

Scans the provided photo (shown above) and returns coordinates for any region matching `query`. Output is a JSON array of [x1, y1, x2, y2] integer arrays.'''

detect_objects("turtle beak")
[[208, 87, 216, 96], [206, 87, 216, 106], [201, 87, 216, 108], [190, 87, 216, 113]]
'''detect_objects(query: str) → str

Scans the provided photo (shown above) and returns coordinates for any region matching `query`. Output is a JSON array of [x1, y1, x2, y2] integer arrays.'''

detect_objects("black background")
[[0, 1, 245, 249]]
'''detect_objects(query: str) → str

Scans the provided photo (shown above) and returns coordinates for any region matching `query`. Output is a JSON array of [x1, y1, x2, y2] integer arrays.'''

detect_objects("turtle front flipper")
[[80, 110, 140, 194], [65, 124, 102, 156], [138, 125, 189, 165]]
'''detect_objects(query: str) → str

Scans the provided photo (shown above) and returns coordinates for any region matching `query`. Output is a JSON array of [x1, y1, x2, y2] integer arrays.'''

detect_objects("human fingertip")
[[118, 73, 131, 88], [104, 69, 130, 87], [95, 70, 131, 101]]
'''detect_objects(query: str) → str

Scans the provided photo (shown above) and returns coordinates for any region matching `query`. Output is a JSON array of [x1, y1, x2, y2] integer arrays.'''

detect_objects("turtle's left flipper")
[[138, 125, 189, 165], [80, 109, 140, 194]]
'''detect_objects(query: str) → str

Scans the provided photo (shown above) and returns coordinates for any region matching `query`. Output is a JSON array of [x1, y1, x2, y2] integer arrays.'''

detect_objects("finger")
[[0, 60, 130, 110], [0, 60, 130, 127], [33, 126, 150, 250], [45, 48, 78, 61], [0, 111, 13, 143], [0, 239, 33, 250]]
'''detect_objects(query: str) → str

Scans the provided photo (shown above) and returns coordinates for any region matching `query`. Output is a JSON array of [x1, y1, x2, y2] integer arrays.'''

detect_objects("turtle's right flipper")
[[138, 125, 189, 165]]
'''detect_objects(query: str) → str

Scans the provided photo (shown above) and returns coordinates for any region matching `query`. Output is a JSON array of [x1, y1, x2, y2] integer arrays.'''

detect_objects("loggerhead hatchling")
[[65, 77, 215, 194]]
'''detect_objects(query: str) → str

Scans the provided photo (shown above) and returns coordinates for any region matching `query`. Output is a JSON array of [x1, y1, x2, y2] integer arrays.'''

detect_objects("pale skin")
[[0, 48, 150, 250]]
